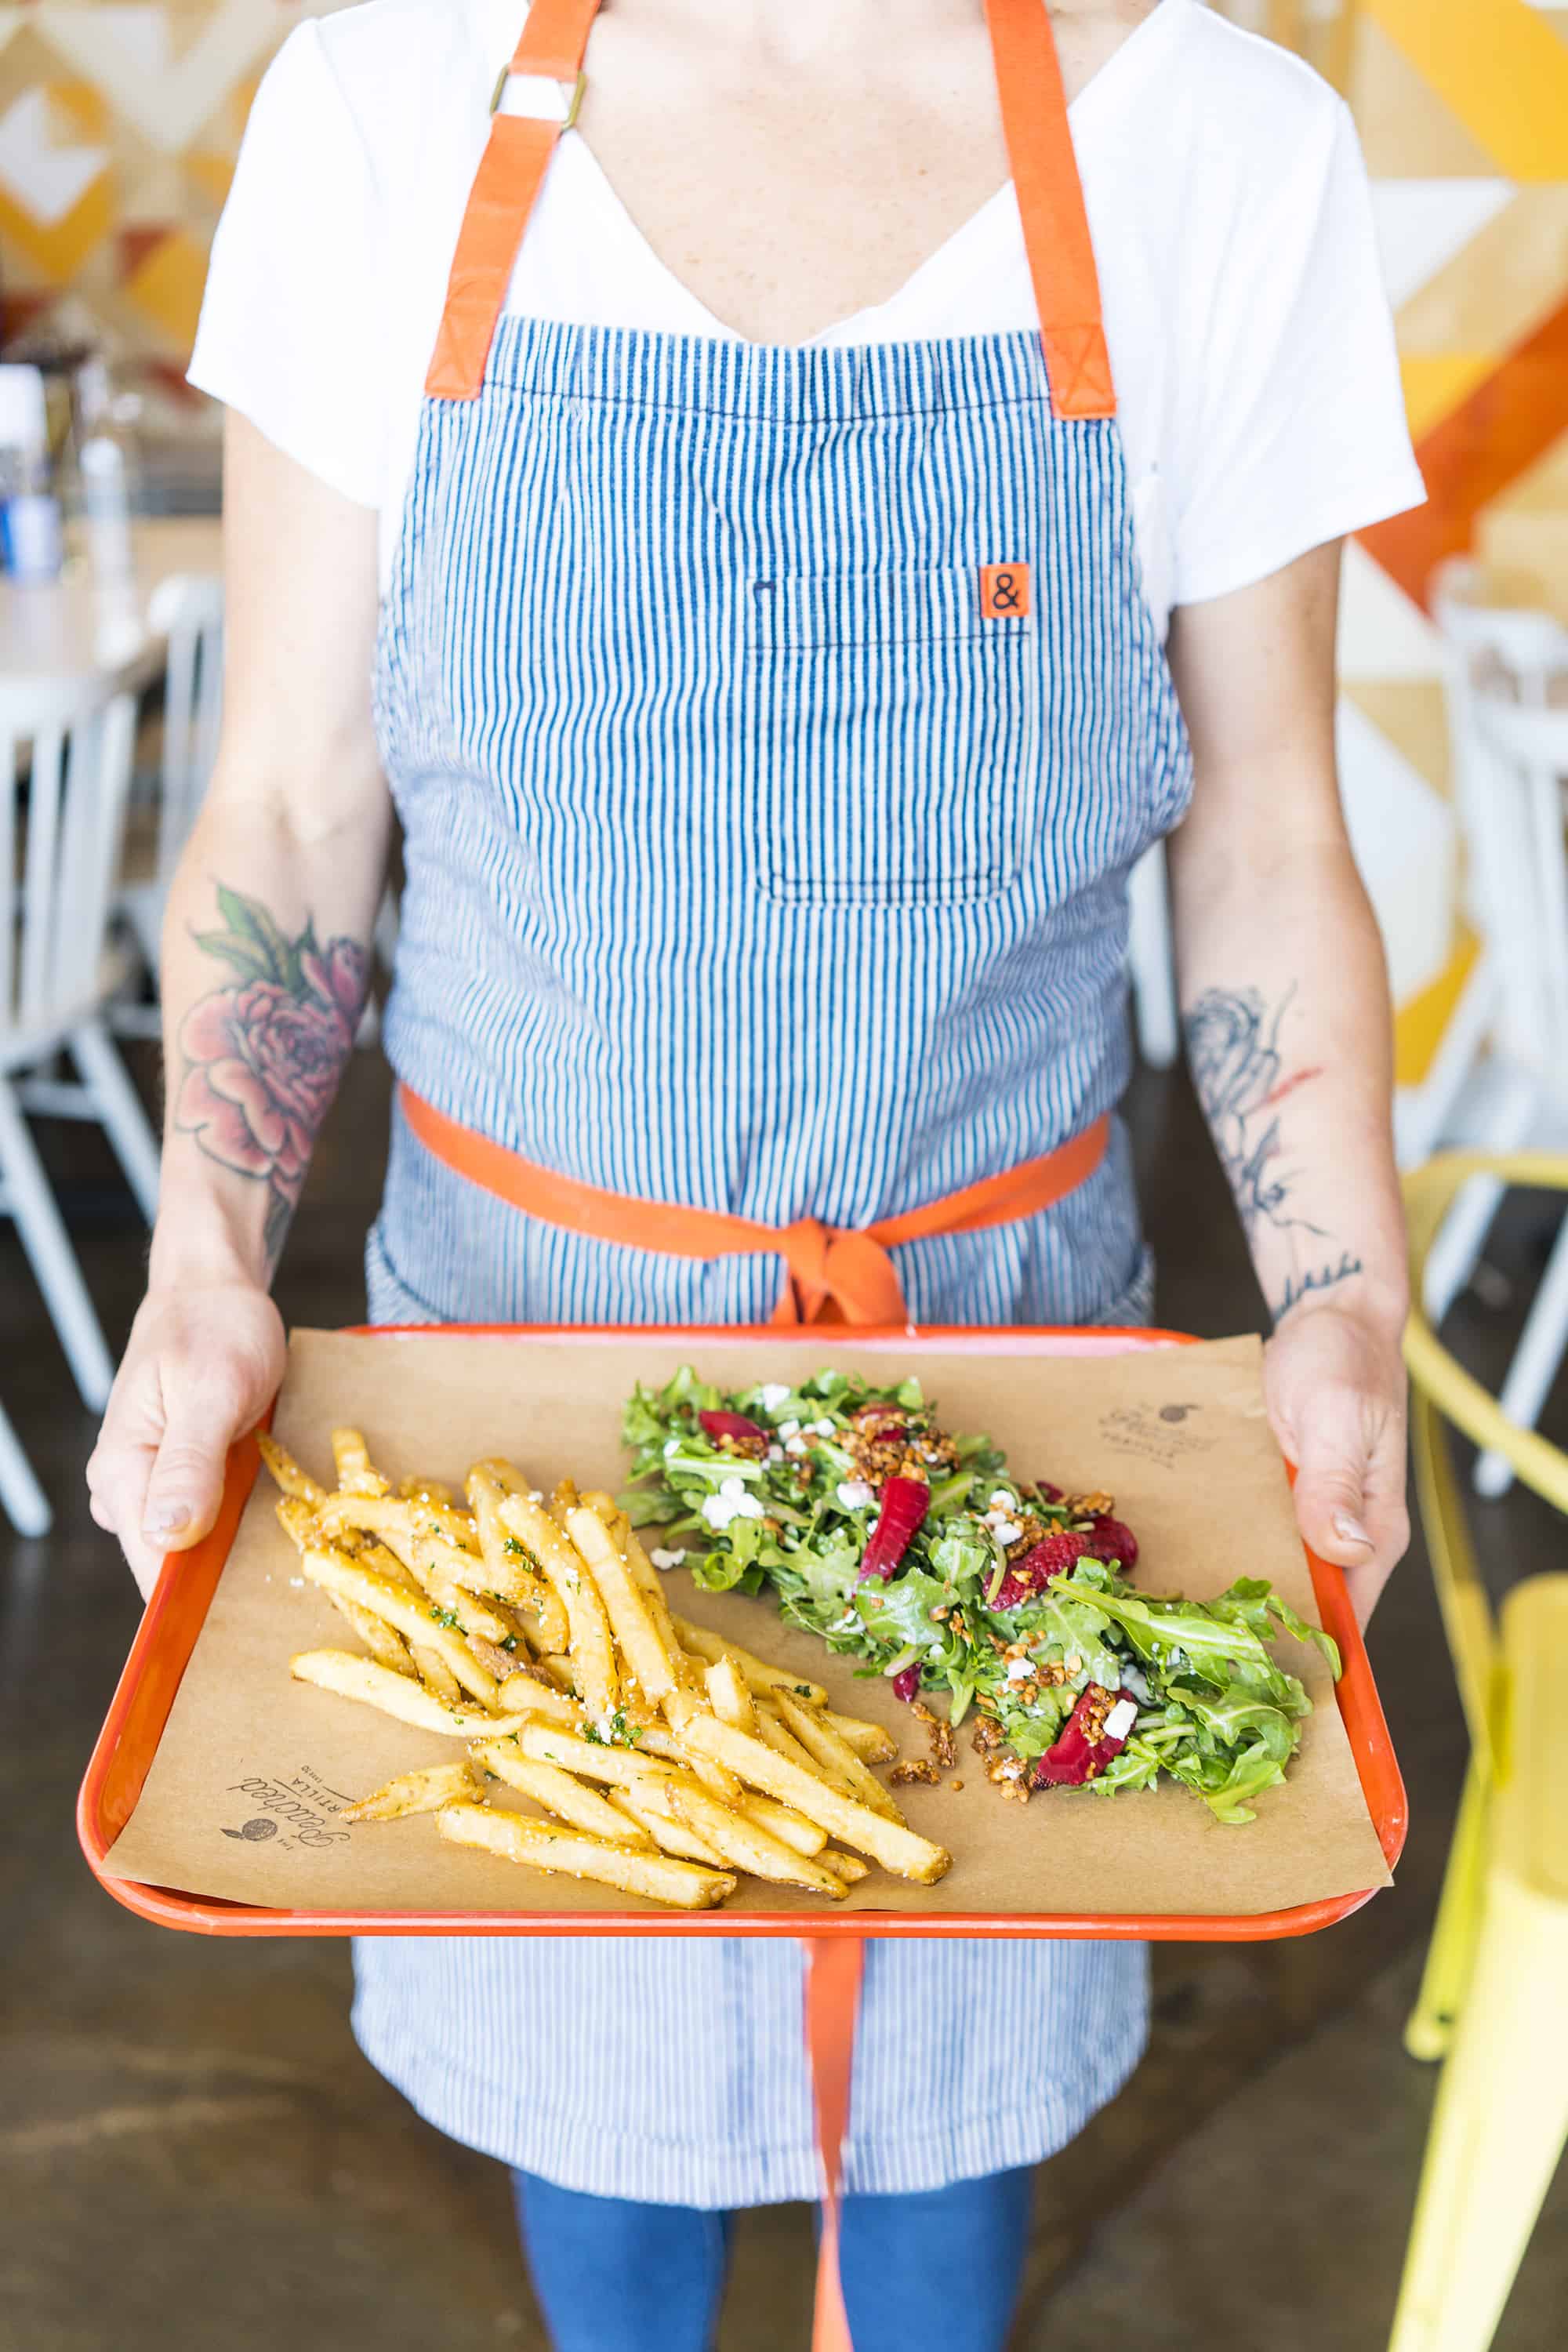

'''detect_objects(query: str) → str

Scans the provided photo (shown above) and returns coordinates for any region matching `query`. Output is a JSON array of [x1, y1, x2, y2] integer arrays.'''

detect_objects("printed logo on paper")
[[979, 562, 1030, 619], [1097, 1401, 1218, 1472], [221, 1767, 354, 1852]]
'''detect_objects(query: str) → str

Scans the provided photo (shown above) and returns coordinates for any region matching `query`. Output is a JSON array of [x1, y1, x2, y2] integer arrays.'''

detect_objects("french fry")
[[648, 1697, 745, 1801], [317, 1490, 414, 1543], [678, 1714, 951, 1884], [703, 1655, 757, 1734], [344, 1761, 475, 1823], [470, 1634, 524, 1682], [290, 1651, 529, 1737], [770, 1687, 905, 1823], [466, 1465, 556, 1610], [611, 1779, 731, 1867], [580, 1499, 700, 1687], [516, 1722, 673, 1793], [663, 1782, 848, 1899], [672, 1616, 826, 1708], [739, 1795, 828, 1857], [328, 1592, 415, 1676], [410, 1645, 463, 1704], [498, 1670, 585, 1728], [397, 1475, 454, 1505], [259, 1433, 325, 1506], [332, 1427, 390, 1496], [301, 1547, 501, 1711], [753, 1703, 833, 1780], [565, 1504, 679, 1702], [470, 1741, 655, 1849], [824, 1711, 898, 1765], [498, 1494, 617, 1715], [540, 1654, 579, 1692], [821, 1849, 869, 1883], [437, 1802, 735, 1909]]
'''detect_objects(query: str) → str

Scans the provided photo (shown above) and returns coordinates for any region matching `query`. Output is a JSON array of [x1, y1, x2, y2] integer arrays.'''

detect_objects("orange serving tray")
[[78, 1323, 1406, 1941]]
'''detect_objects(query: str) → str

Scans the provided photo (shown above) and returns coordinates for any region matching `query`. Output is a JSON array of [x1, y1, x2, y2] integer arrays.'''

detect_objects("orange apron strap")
[[806, 1936, 866, 2352], [983, 0, 1116, 421], [425, 0, 604, 400], [398, 1085, 1111, 1327]]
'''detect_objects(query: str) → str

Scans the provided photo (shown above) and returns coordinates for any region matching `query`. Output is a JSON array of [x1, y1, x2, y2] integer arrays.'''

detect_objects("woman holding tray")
[[89, 2, 1421, 2345]]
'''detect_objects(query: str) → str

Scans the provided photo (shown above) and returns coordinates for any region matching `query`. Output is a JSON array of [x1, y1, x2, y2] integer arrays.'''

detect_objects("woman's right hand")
[[87, 1282, 286, 1599]]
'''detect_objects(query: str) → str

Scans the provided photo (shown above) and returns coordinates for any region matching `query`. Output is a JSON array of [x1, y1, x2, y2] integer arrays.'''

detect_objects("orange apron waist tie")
[[397, 1083, 1111, 1328]]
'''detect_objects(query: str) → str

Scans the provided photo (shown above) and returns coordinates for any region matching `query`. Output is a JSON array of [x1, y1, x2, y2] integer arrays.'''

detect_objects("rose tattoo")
[[176, 886, 367, 1265]]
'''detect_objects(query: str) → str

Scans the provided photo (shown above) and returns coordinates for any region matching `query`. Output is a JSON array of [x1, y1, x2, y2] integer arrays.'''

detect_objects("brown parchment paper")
[[103, 1330, 1392, 1922]]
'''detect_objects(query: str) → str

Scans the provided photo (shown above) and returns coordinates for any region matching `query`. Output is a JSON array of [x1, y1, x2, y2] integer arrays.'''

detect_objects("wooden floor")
[[2, 1044, 1563, 2351]]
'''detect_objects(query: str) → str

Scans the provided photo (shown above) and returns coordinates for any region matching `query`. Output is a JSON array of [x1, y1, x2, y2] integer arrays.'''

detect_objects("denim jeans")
[[511, 2164, 1035, 2352]]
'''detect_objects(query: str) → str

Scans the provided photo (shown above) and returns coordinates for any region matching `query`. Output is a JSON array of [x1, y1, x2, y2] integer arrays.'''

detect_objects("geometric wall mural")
[[1218, 2, 1568, 1120], [1, 0, 1563, 1119]]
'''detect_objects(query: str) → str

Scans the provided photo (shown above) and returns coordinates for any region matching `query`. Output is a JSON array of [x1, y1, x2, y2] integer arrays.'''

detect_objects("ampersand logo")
[[980, 561, 1031, 619]]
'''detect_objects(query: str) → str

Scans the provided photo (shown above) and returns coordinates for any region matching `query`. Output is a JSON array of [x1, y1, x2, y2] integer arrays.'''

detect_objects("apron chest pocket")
[[747, 564, 1036, 909]]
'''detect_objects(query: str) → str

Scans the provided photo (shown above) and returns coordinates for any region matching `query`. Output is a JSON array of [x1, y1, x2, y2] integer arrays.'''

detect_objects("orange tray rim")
[[78, 1321, 1408, 1941]]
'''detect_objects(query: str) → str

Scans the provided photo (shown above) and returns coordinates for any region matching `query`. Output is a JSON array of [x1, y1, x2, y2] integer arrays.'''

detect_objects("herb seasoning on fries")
[[258, 1428, 949, 1908]]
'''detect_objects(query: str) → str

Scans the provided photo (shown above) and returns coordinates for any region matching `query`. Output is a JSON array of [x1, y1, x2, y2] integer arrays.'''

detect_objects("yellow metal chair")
[[1390, 1152, 1568, 2352]]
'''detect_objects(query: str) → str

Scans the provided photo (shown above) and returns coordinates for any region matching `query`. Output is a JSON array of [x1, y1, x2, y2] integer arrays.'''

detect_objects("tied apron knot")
[[771, 1222, 908, 1328], [398, 1085, 1112, 1330]]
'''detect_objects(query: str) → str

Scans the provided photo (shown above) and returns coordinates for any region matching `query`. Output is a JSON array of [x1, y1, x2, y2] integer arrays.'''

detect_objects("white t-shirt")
[[191, 0, 1423, 626]]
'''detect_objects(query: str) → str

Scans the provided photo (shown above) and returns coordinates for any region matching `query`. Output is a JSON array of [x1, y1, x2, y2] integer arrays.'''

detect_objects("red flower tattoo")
[[176, 887, 367, 1261]]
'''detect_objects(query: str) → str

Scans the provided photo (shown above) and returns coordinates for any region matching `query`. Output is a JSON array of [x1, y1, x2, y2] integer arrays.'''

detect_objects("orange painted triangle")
[[1359, 289, 1568, 609]]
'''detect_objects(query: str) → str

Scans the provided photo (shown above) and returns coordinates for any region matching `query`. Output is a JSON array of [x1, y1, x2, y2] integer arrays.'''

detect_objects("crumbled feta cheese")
[[1104, 1698, 1138, 1741], [779, 1419, 801, 1439], [989, 1519, 1023, 1546], [1005, 1655, 1035, 1683], [650, 1547, 686, 1571], [811, 1418, 835, 1436], [767, 1444, 785, 1463], [1000, 1759, 1023, 1779], [289, 1574, 304, 1588], [989, 1489, 1015, 1512], [701, 1476, 764, 1531], [836, 1478, 876, 1512], [528, 1489, 543, 1502], [758, 1383, 791, 1414], [784, 1436, 808, 1457]]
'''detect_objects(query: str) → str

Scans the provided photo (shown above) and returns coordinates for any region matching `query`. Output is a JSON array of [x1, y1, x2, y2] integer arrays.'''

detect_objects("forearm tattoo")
[[174, 884, 368, 1270], [1181, 983, 1363, 1324]]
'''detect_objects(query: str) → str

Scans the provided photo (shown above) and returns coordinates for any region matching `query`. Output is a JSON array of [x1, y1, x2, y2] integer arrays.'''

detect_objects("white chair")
[[2, 674, 160, 1416], [0, 1395, 50, 1535], [1128, 839, 1179, 1069], [1414, 566, 1568, 1246], [1462, 694, 1568, 1496], [113, 572, 223, 1034]]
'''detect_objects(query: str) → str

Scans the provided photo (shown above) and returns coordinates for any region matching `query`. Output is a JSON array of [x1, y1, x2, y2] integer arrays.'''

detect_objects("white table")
[[0, 516, 221, 708]]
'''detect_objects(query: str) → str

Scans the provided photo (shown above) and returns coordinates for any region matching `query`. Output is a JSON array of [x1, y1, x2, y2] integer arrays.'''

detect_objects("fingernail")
[[143, 1502, 191, 1538], [1334, 1511, 1372, 1549]]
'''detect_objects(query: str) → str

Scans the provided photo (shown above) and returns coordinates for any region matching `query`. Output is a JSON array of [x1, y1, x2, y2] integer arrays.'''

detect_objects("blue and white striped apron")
[[352, 0, 1192, 2204]]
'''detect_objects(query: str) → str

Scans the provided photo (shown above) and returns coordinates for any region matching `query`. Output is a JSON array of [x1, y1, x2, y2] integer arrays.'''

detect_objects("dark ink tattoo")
[[1183, 984, 1360, 1324], [176, 884, 368, 1269], [1273, 1250, 1364, 1322]]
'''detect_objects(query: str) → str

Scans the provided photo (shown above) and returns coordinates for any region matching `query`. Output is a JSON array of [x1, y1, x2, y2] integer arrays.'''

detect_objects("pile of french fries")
[[260, 1429, 952, 1909]]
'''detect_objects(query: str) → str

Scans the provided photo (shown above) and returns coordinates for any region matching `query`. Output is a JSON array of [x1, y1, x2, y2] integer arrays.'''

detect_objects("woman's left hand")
[[1263, 1301, 1409, 1628]]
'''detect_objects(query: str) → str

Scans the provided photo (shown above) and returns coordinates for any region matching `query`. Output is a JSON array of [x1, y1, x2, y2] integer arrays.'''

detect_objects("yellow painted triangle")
[[1399, 352, 1497, 440], [1366, 0, 1568, 181], [1350, 16, 1504, 177], [1396, 928, 1481, 1091]]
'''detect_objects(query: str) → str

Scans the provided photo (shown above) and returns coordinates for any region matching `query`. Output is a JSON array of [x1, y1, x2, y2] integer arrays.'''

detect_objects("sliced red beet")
[[699, 1409, 769, 1446], [858, 1475, 930, 1580], [990, 1527, 1094, 1609], [1087, 1514, 1138, 1570], [1033, 1684, 1137, 1787], [891, 1664, 922, 1704]]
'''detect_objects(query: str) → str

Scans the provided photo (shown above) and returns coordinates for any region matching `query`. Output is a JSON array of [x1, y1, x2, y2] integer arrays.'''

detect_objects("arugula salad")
[[620, 1366, 1341, 1825]]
